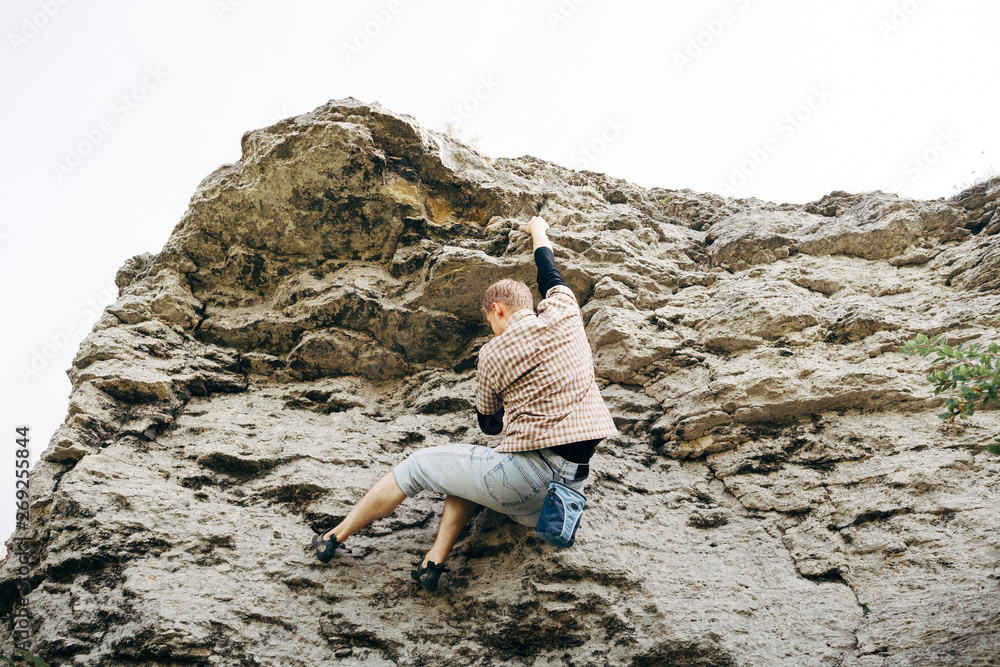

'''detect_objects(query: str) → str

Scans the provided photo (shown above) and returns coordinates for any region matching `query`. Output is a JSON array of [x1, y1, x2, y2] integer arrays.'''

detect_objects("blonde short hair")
[[481, 279, 533, 318]]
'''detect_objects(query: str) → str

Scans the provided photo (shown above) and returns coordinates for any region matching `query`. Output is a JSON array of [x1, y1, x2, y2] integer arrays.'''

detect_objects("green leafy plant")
[[900, 315, 1000, 454], [0, 649, 49, 666]]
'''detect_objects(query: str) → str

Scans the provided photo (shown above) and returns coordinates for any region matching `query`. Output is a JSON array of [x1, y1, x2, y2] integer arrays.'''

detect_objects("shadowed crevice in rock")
[[2, 98, 998, 666]]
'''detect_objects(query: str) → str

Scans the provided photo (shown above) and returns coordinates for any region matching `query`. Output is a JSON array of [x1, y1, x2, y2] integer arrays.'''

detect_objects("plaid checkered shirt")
[[476, 284, 619, 452]]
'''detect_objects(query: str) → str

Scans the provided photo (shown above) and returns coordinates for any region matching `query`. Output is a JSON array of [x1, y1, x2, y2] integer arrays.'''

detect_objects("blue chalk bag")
[[535, 481, 587, 548]]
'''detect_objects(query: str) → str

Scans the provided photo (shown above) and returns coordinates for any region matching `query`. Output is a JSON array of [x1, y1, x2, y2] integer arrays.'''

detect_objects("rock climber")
[[311, 215, 619, 591]]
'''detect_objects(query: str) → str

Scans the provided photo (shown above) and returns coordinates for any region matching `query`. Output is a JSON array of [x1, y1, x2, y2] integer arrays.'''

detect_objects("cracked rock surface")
[[2, 98, 999, 666]]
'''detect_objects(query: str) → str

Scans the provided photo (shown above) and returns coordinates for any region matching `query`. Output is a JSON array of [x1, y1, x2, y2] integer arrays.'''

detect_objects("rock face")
[[2, 98, 999, 666]]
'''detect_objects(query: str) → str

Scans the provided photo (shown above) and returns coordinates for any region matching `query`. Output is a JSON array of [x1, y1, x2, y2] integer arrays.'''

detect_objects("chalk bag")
[[535, 481, 587, 548]]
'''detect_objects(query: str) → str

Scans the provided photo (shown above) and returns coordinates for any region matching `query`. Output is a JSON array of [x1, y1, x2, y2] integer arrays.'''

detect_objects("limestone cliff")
[[2, 98, 999, 666]]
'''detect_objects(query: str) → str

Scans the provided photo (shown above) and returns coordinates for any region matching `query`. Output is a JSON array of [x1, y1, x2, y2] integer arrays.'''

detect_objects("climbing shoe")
[[312, 528, 348, 563], [410, 560, 450, 592]]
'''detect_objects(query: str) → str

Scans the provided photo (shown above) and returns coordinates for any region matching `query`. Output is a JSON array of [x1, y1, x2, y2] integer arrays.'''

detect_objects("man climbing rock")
[[311, 215, 619, 591]]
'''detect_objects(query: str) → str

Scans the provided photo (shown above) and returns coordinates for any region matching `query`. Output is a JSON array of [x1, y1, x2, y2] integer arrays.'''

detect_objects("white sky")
[[2, 0, 998, 552]]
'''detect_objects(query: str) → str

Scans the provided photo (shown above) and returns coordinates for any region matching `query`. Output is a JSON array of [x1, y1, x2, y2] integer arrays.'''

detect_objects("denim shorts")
[[392, 444, 589, 527]]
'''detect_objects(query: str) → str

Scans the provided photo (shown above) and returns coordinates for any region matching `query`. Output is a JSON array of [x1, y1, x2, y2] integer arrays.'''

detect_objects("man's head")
[[481, 279, 533, 336]]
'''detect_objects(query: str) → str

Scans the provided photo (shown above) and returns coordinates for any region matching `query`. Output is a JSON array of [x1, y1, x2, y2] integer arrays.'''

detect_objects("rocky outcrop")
[[2, 98, 998, 666]]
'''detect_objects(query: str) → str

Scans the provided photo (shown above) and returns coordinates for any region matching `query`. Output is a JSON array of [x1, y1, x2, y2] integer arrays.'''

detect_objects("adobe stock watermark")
[[17, 280, 119, 384], [443, 75, 501, 134], [883, 125, 959, 194], [717, 84, 834, 197], [877, 0, 930, 40], [545, 0, 590, 30], [8, 0, 72, 54], [673, 0, 753, 73], [340, 0, 403, 63], [571, 117, 628, 170], [211, 0, 247, 20], [8, 426, 48, 665], [50, 65, 168, 182]]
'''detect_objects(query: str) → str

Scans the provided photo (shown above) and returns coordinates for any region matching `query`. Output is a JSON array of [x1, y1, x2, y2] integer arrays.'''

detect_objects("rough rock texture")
[[2, 98, 999, 666]]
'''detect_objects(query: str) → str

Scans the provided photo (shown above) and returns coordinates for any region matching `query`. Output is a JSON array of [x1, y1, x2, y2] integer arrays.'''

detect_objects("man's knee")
[[393, 445, 462, 497], [392, 443, 488, 499], [393, 454, 424, 498]]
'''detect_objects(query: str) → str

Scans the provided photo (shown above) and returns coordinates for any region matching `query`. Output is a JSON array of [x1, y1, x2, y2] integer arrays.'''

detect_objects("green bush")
[[900, 315, 1000, 454]]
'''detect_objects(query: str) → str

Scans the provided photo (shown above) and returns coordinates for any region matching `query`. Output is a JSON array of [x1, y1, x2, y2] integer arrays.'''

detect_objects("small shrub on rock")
[[901, 315, 1000, 454]]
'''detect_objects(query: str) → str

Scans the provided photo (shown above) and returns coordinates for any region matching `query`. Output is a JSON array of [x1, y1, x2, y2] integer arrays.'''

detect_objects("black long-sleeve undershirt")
[[534, 246, 567, 299], [477, 406, 504, 435]]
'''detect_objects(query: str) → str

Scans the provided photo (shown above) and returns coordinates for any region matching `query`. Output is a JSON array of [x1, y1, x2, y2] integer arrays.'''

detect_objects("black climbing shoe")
[[312, 528, 348, 563], [411, 560, 450, 591]]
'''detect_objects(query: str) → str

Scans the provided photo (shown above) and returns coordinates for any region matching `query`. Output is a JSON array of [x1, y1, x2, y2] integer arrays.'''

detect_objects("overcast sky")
[[2, 0, 998, 552]]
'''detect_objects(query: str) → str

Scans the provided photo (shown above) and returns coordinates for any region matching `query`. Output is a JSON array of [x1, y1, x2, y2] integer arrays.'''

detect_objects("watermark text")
[[884, 125, 959, 194], [8, 0, 72, 53], [877, 0, 930, 39], [340, 0, 403, 63], [571, 117, 628, 170], [545, 0, 590, 30], [443, 75, 501, 133], [673, 0, 753, 72], [11, 426, 36, 656], [717, 84, 833, 196], [51, 66, 168, 182], [17, 281, 118, 383], [212, 0, 246, 20]]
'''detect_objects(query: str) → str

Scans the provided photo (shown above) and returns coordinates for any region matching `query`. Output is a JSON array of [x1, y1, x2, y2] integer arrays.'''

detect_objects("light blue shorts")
[[392, 444, 589, 527]]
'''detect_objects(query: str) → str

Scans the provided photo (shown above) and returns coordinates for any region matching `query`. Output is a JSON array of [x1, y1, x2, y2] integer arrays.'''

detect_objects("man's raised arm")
[[520, 216, 567, 299]]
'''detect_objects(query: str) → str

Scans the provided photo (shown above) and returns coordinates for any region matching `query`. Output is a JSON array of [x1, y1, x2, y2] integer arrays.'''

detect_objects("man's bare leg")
[[321, 471, 407, 543], [421, 495, 480, 566]]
